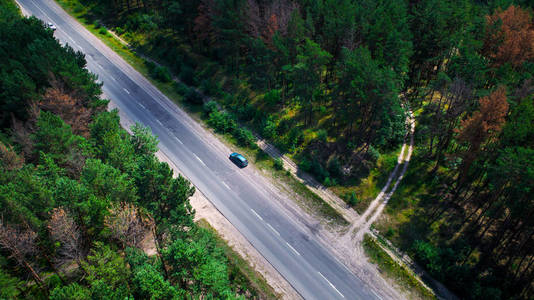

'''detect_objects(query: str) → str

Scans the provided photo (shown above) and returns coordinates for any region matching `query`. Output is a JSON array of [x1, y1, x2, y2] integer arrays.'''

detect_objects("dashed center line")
[[96, 63, 103, 69], [267, 223, 280, 236], [193, 154, 206, 166], [222, 182, 231, 190], [156, 119, 163, 127], [123, 88, 130, 94], [286, 242, 301, 256], [139, 103, 146, 110], [250, 209, 263, 221], [318, 272, 345, 298], [175, 137, 183, 145]]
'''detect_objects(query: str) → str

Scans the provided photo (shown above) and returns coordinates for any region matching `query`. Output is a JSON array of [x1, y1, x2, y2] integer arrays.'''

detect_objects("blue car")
[[229, 152, 248, 168]]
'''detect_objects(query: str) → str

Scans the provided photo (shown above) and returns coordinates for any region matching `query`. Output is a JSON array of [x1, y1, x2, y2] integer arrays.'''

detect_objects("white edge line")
[[250, 209, 263, 221], [371, 289, 383, 300], [123, 88, 130, 94], [193, 154, 206, 166], [286, 242, 300, 256], [318, 272, 345, 298], [267, 223, 280, 236], [222, 182, 231, 190]]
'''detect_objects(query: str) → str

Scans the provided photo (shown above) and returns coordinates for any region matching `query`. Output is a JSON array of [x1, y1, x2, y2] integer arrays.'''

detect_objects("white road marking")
[[286, 242, 300, 256], [123, 88, 130, 94], [267, 223, 280, 236], [139, 103, 146, 110], [222, 182, 231, 190], [156, 119, 163, 127], [175, 137, 183, 145], [318, 272, 345, 298], [97, 63, 103, 69], [371, 290, 383, 300], [110, 77, 117, 82], [250, 209, 263, 221], [193, 154, 206, 166]]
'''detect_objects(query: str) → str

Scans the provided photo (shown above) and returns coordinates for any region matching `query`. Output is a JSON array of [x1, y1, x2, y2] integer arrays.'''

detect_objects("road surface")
[[17, 1, 380, 299]]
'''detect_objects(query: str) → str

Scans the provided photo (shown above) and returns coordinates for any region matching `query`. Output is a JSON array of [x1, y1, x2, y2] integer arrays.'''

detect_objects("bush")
[[327, 157, 342, 178], [151, 65, 172, 83], [179, 66, 196, 86], [263, 89, 281, 108], [207, 111, 236, 134], [236, 104, 256, 122], [273, 158, 284, 170], [203, 101, 218, 115], [174, 82, 188, 95], [346, 192, 359, 206], [98, 27, 107, 35], [262, 117, 277, 139], [367, 145, 381, 163], [200, 78, 221, 96], [317, 129, 328, 143], [323, 177, 337, 187], [235, 128, 256, 148], [185, 88, 203, 104]]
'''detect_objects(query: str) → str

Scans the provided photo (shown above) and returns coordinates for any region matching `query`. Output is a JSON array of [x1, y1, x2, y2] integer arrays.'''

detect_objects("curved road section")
[[17, 1, 379, 299]]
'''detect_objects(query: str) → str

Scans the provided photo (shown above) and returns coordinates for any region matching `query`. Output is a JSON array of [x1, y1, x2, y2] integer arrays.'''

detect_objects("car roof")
[[231, 153, 247, 161]]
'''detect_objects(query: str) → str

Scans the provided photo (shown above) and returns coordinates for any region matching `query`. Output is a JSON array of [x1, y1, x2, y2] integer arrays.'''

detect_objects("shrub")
[[298, 157, 312, 172], [185, 88, 203, 104], [317, 129, 328, 143], [262, 117, 277, 139], [273, 158, 284, 170], [367, 145, 380, 163], [98, 27, 107, 35], [203, 101, 218, 115], [207, 111, 236, 133], [114, 26, 124, 35], [236, 104, 256, 122], [179, 66, 196, 86], [263, 89, 281, 108], [174, 82, 188, 95], [346, 192, 359, 206], [151, 65, 172, 83], [327, 157, 342, 178], [235, 128, 256, 148]]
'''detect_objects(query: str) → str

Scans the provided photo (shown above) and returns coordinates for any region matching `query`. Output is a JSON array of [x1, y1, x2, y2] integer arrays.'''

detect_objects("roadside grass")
[[331, 147, 401, 213], [363, 234, 436, 300], [54, 0, 348, 227], [373, 148, 437, 247], [197, 219, 279, 300]]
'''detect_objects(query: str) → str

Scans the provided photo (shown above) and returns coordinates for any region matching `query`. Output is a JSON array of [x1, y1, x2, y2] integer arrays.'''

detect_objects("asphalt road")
[[17, 1, 380, 299]]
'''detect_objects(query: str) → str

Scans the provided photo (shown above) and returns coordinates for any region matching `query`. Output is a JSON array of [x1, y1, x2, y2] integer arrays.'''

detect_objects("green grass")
[[363, 234, 436, 300], [197, 219, 279, 300], [331, 146, 401, 213]]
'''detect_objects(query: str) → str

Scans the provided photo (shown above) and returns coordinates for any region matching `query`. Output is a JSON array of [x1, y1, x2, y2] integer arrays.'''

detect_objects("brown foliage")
[[48, 208, 84, 264], [39, 79, 92, 138], [0, 221, 43, 286], [245, 0, 297, 40], [194, 3, 215, 44], [105, 202, 152, 249], [0, 142, 24, 171], [456, 86, 509, 172], [483, 5, 534, 68]]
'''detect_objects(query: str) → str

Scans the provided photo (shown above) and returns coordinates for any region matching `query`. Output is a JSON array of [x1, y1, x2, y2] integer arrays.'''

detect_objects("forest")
[[61, 0, 534, 299], [0, 1, 260, 298]]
